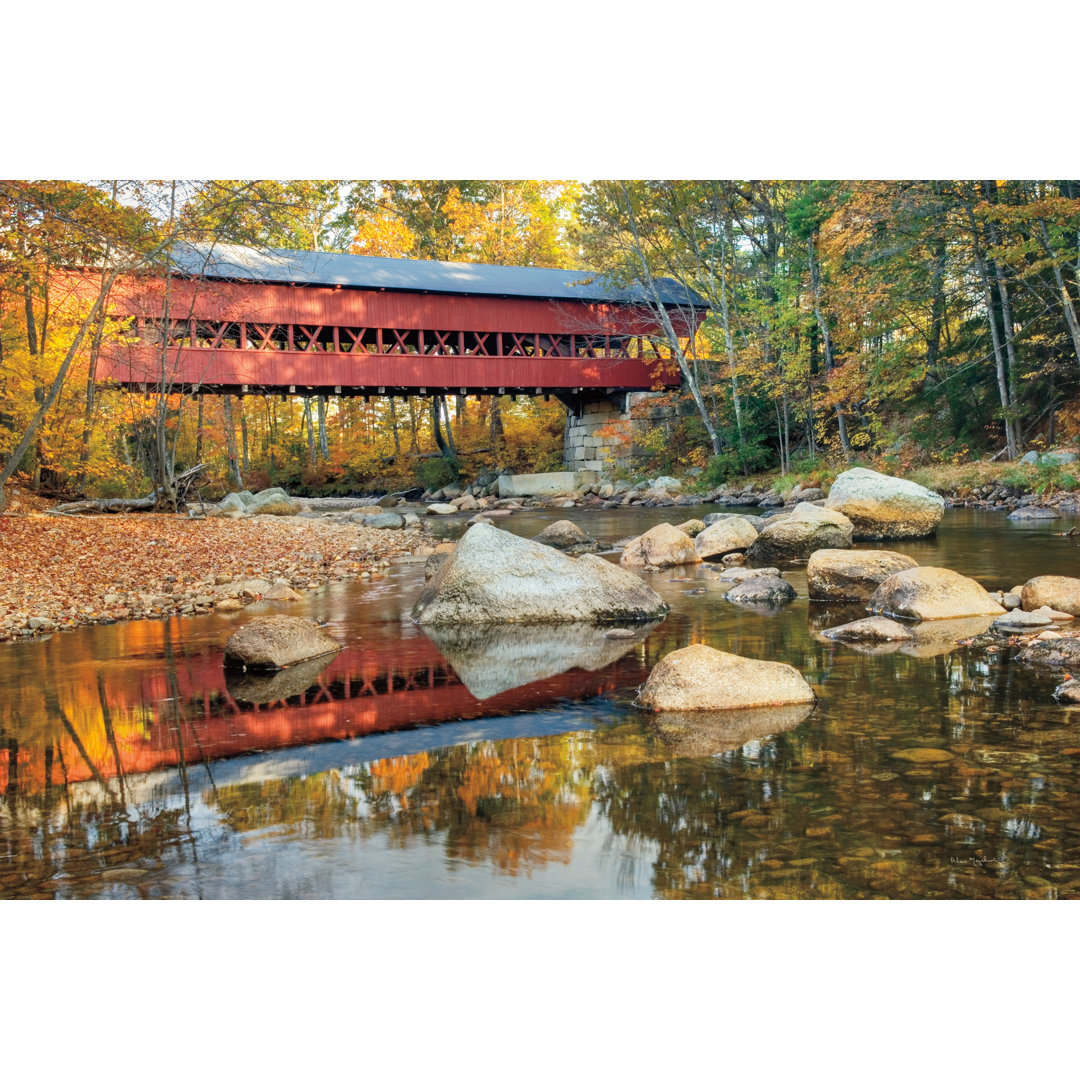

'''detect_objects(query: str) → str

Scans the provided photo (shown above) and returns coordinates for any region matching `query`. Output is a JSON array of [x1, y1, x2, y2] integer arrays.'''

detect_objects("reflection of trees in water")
[[3, 607, 1079, 898]]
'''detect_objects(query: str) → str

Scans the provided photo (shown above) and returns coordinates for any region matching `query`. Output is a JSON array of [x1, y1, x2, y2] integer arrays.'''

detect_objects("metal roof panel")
[[168, 243, 709, 309]]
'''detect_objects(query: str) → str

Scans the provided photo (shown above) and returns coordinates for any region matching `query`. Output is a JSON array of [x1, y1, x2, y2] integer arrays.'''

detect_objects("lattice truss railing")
[[135, 319, 659, 360]]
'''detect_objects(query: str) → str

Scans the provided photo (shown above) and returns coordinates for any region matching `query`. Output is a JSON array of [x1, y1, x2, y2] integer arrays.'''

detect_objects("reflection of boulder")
[[652, 701, 815, 757], [413, 523, 668, 625], [900, 615, 1001, 658], [226, 653, 336, 704], [422, 620, 658, 699]]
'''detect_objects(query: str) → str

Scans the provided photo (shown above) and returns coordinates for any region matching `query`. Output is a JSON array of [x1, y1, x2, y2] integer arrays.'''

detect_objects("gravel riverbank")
[[0, 514, 430, 643]]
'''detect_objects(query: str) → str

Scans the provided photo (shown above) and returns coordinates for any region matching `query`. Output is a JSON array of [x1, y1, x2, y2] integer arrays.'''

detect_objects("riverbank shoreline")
[[0, 514, 431, 644]]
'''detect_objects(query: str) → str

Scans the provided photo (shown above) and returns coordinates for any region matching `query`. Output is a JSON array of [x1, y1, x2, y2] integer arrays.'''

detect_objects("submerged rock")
[[620, 523, 701, 569], [532, 519, 602, 556], [807, 549, 918, 603], [824, 467, 945, 539], [636, 643, 815, 712], [869, 566, 1006, 620], [992, 609, 1053, 631], [821, 616, 914, 643], [1008, 506, 1060, 521], [1017, 638, 1080, 669], [422, 620, 656, 699], [724, 575, 797, 605], [1021, 575, 1080, 617], [412, 522, 669, 626], [224, 615, 342, 671]]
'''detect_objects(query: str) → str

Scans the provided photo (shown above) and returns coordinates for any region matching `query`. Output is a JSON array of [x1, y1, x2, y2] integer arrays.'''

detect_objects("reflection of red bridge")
[[2, 630, 651, 798]]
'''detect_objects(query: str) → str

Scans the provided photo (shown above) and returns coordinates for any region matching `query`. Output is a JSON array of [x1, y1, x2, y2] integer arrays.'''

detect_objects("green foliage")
[[703, 434, 774, 486], [416, 455, 459, 491]]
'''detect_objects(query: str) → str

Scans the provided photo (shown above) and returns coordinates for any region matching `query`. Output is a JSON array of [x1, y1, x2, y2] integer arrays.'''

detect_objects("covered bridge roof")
[[167, 243, 709, 310]]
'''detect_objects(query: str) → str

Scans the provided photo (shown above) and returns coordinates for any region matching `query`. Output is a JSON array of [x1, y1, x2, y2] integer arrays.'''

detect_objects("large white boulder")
[[868, 566, 1006, 620], [824, 467, 944, 539], [635, 643, 815, 712], [411, 522, 669, 625]]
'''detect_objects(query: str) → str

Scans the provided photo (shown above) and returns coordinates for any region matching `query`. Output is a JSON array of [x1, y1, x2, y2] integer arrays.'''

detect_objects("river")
[[2, 506, 1079, 899]]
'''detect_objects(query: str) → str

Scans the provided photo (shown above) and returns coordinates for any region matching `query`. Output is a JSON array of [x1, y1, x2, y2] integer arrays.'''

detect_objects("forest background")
[[3, 178, 1079, 511]]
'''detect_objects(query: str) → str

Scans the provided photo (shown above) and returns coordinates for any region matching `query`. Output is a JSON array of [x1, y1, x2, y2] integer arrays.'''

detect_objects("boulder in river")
[[724, 574, 796, 605], [532, 519, 602, 556], [412, 522, 669, 625], [1021, 576, 1080, 617], [807, 549, 919, 602], [868, 566, 1006, 620], [635, 643, 815, 711], [620, 523, 701, 569], [824, 467, 944, 539], [694, 516, 759, 560], [224, 615, 342, 671], [746, 503, 853, 564]]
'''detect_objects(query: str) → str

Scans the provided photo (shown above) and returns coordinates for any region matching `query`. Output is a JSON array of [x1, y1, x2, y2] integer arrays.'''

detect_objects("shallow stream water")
[[3, 507, 1080, 899]]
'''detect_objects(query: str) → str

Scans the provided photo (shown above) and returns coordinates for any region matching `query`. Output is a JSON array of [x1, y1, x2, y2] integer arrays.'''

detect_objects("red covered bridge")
[[96, 244, 706, 407]]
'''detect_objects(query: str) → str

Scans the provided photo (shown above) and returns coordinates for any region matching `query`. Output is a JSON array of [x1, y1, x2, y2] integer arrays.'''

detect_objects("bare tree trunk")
[[617, 183, 722, 457], [967, 205, 1018, 459], [807, 234, 851, 457], [240, 405, 250, 475], [317, 395, 329, 461], [440, 395, 456, 455], [389, 397, 402, 455], [1038, 218, 1080, 368], [222, 395, 243, 488], [407, 397, 420, 452], [303, 397, 317, 465], [489, 395, 505, 444], [194, 393, 204, 464], [431, 396, 453, 460]]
